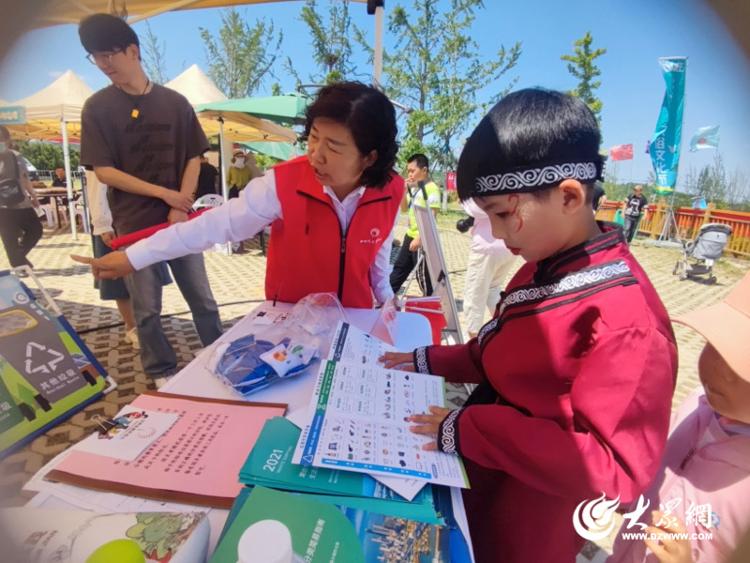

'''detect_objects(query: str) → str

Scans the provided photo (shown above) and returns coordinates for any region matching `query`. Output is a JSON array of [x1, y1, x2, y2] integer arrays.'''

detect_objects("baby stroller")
[[673, 223, 732, 284]]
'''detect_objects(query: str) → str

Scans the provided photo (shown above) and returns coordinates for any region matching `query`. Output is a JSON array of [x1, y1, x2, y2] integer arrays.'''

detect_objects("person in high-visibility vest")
[[389, 153, 441, 296]]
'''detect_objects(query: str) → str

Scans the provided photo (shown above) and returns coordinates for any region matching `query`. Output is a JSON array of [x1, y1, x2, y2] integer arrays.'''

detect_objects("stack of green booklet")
[[239, 417, 441, 524], [211, 486, 471, 563]]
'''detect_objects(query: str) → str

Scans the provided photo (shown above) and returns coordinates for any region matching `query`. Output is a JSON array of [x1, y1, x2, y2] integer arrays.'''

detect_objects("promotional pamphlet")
[[293, 361, 469, 488]]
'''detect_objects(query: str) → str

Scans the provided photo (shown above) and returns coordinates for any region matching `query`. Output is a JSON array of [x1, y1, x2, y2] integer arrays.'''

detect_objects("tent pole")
[[373, 5, 384, 87], [218, 116, 232, 255], [61, 118, 77, 239]]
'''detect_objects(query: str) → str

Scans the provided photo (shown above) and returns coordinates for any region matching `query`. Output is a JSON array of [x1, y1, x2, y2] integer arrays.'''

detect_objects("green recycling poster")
[[0, 273, 108, 455]]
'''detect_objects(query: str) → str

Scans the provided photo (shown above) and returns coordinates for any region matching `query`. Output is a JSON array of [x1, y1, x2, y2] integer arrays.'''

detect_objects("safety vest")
[[265, 157, 404, 308]]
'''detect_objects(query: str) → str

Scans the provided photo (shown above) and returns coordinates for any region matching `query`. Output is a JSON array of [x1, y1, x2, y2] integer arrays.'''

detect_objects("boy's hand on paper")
[[408, 406, 451, 451], [71, 251, 135, 280], [643, 511, 693, 563], [379, 351, 415, 371]]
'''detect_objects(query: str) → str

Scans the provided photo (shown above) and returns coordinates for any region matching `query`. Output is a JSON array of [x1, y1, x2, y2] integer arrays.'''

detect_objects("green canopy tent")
[[194, 98, 300, 207], [240, 140, 303, 162], [195, 94, 309, 127]]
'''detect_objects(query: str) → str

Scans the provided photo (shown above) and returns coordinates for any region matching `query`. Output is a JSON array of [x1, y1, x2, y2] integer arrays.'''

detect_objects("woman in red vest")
[[73, 82, 405, 309]]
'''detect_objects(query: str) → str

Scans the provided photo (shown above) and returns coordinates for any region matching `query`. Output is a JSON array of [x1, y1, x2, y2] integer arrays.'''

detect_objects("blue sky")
[[1, 0, 749, 191]]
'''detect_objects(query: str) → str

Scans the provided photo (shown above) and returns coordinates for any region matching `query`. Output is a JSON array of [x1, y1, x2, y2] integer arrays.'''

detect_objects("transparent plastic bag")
[[212, 293, 348, 397]]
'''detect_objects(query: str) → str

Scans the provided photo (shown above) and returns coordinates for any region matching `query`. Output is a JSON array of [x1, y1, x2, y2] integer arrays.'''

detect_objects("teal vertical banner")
[[649, 57, 687, 194]]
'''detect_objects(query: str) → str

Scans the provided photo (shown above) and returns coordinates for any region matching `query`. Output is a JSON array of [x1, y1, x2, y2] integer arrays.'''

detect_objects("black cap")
[[79, 13, 139, 54]]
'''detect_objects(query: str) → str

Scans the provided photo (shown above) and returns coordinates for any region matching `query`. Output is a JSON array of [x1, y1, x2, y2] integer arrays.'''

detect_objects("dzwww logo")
[[573, 493, 716, 543], [572, 493, 621, 541], [619, 531, 714, 542]]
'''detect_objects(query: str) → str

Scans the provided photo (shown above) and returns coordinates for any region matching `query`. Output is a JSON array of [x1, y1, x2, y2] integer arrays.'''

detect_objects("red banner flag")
[[609, 144, 634, 161], [445, 171, 457, 192]]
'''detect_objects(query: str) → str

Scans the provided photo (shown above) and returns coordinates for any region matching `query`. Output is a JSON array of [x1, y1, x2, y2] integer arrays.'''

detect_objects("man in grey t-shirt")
[[77, 14, 222, 383], [0, 125, 43, 269]]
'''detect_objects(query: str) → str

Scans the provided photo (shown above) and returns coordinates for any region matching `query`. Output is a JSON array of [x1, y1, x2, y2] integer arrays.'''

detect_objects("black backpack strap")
[[407, 181, 430, 209]]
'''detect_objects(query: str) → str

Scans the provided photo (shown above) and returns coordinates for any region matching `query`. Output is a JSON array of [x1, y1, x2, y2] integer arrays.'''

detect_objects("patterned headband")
[[473, 161, 601, 195]]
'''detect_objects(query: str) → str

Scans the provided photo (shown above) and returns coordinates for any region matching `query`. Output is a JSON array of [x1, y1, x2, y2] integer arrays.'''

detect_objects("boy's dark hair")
[[408, 153, 429, 170], [79, 13, 139, 55], [0, 125, 10, 141], [457, 88, 603, 202], [304, 81, 398, 188]]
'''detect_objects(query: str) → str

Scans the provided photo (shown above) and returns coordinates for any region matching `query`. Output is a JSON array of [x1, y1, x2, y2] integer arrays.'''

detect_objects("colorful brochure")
[[46, 392, 286, 508], [210, 486, 468, 563], [293, 361, 469, 488], [0, 507, 209, 563]]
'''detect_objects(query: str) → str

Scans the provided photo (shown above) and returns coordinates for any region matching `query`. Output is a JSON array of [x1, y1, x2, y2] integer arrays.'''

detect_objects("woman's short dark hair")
[[304, 82, 398, 188], [457, 88, 602, 201], [79, 13, 139, 54], [0, 125, 10, 141]]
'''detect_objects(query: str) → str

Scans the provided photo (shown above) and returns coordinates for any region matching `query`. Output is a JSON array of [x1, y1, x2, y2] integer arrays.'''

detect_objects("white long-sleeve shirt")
[[85, 169, 113, 236], [126, 168, 396, 304], [461, 198, 512, 257]]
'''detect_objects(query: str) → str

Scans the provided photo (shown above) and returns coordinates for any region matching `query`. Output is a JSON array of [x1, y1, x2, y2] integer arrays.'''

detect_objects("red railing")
[[596, 202, 750, 257]]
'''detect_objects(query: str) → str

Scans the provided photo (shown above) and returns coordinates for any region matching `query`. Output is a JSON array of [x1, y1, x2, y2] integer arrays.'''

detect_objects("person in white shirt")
[[460, 198, 517, 338], [85, 169, 171, 350]]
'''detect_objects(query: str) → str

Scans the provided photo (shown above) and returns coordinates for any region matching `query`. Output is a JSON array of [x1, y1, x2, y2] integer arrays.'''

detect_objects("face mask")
[[234, 158, 245, 167]]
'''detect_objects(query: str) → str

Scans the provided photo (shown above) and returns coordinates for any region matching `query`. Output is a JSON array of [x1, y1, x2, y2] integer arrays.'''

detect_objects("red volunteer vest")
[[265, 156, 404, 308]]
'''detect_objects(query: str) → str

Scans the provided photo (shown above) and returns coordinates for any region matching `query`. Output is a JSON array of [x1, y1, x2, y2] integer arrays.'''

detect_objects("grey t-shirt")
[[80, 84, 209, 235], [0, 150, 32, 209]]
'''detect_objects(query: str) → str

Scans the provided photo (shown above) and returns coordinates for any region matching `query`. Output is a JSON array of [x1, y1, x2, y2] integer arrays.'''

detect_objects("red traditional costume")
[[419, 228, 678, 562]]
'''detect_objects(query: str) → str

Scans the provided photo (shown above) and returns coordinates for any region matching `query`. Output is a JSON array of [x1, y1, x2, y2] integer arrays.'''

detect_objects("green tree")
[[724, 168, 749, 206], [142, 21, 168, 84], [287, 0, 361, 87], [16, 140, 79, 170], [199, 8, 283, 98], [561, 32, 606, 122], [360, 0, 520, 171], [691, 154, 727, 204]]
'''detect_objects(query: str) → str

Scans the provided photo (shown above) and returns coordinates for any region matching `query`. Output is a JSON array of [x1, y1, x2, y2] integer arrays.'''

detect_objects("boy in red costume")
[[382, 89, 678, 562]]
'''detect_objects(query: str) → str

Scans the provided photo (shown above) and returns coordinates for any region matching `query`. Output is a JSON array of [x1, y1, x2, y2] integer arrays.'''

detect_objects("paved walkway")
[[0, 221, 747, 556]]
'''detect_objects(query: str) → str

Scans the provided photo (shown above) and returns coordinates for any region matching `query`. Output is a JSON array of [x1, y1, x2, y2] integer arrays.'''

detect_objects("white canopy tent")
[[164, 63, 226, 106], [9, 70, 95, 236], [163, 63, 296, 210]]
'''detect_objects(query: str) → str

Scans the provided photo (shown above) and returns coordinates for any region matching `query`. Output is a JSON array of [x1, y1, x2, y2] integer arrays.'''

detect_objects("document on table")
[[73, 405, 179, 461], [293, 360, 469, 488], [328, 321, 397, 363]]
